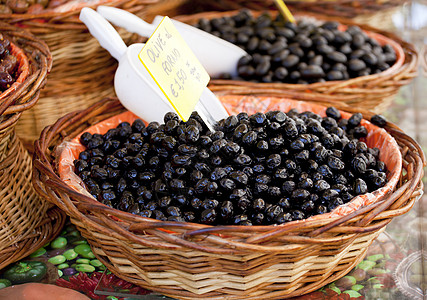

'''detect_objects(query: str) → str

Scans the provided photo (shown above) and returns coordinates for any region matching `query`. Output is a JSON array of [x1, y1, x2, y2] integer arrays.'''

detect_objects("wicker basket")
[[0, 21, 65, 269], [0, 0, 186, 151], [33, 96, 424, 299], [184, 0, 404, 20], [174, 10, 418, 114]]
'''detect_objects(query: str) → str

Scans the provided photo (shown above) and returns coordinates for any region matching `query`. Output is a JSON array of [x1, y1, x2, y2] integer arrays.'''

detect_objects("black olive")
[[314, 180, 330, 192], [351, 157, 367, 174], [291, 189, 310, 201], [200, 208, 217, 224], [348, 113, 363, 127], [325, 107, 341, 120], [282, 54, 299, 68], [251, 213, 265, 225], [371, 114, 387, 127], [275, 212, 292, 224], [327, 51, 347, 63], [317, 44, 334, 55], [327, 156, 345, 170], [353, 126, 368, 138], [321, 189, 339, 202], [335, 174, 348, 185], [376, 161, 387, 173], [301, 65, 325, 79], [353, 178, 368, 195], [265, 205, 283, 221], [361, 53, 378, 66], [272, 49, 290, 63], [318, 164, 333, 179], [158, 196, 172, 208]]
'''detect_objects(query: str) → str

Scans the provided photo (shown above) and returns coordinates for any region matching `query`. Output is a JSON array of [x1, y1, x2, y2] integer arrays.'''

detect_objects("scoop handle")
[[97, 6, 155, 37], [79, 7, 127, 61]]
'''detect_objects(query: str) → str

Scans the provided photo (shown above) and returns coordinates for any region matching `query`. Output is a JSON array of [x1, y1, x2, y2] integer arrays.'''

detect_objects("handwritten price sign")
[[138, 17, 210, 122]]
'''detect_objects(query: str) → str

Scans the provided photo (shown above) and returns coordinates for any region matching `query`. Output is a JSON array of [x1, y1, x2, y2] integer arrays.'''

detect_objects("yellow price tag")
[[138, 17, 210, 122]]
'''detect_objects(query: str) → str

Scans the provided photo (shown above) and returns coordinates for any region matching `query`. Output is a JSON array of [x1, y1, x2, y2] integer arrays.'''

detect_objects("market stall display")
[[174, 10, 418, 113], [32, 96, 424, 299], [0, 0, 186, 150], [0, 20, 65, 270]]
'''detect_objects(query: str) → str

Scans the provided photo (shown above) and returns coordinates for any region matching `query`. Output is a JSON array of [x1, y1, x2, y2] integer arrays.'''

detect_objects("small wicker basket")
[[174, 11, 418, 114], [33, 97, 424, 299], [0, 21, 65, 269], [0, 0, 186, 151]]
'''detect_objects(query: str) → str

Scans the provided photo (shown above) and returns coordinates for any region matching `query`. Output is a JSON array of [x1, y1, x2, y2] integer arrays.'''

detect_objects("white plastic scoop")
[[79, 7, 228, 130], [97, 5, 247, 78]]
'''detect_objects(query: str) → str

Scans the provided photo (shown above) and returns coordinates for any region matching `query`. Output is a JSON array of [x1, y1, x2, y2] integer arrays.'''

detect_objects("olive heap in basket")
[[195, 10, 397, 83], [0, 0, 69, 14], [73, 107, 389, 226], [0, 33, 18, 92]]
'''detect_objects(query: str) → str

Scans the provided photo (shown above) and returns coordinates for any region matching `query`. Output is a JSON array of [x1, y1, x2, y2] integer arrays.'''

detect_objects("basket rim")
[[0, 0, 182, 30], [33, 97, 425, 254], [0, 20, 52, 126], [173, 9, 412, 88], [0, 0, 148, 20]]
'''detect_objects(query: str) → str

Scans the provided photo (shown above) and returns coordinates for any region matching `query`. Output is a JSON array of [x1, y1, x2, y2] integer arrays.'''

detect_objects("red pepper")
[[56, 271, 151, 299]]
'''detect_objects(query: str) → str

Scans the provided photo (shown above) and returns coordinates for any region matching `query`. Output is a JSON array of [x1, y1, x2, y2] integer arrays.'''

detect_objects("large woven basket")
[[0, 21, 65, 269], [174, 11, 418, 114], [33, 96, 424, 299], [0, 0, 186, 150]]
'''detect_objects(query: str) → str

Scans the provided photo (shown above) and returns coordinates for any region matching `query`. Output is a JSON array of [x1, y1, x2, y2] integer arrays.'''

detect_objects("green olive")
[[76, 258, 90, 264], [57, 263, 69, 270], [63, 249, 78, 261], [74, 244, 95, 259], [72, 240, 88, 245], [48, 255, 66, 265], [29, 247, 46, 258], [90, 259, 103, 267], [51, 237, 67, 249], [75, 264, 95, 273]]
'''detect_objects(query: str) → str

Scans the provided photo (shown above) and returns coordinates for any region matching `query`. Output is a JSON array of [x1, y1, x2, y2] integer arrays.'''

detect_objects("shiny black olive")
[[265, 205, 283, 221], [200, 208, 217, 224], [353, 178, 368, 195], [348, 113, 363, 127], [291, 189, 310, 201], [275, 212, 292, 224], [370, 114, 387, 127]]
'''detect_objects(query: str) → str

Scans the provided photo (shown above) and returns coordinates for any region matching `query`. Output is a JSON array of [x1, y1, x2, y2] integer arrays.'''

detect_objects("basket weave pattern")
[[0, 21, 65, 269], [174, 11, 418, 114], [2, 0, 186, 150], [33, 97, 424, 299], [185, 0, 404, 19]]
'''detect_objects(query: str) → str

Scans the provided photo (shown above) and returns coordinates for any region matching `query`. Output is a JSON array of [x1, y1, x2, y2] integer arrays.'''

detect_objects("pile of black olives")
[[195, 10, 397, 83], [74, 108, 388, 226], [0, 33, 18, 92]]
